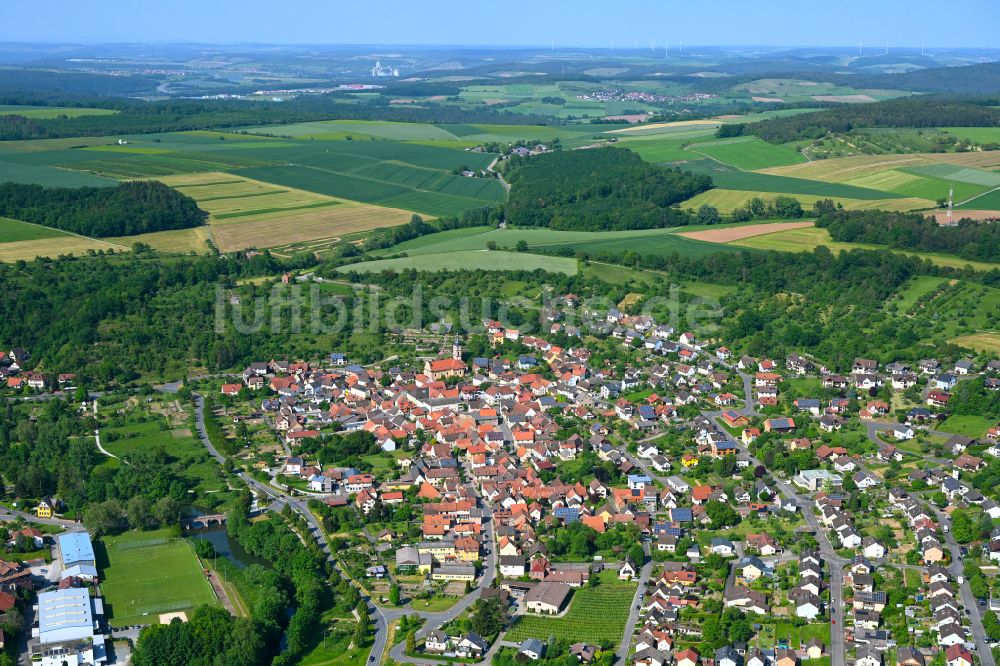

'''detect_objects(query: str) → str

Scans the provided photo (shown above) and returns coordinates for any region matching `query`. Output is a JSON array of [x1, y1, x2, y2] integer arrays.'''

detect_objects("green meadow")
[[0, 217, 70, 243], [685, 136, 808, 170], [339, 250, 578, 275], [0, 104, 118, 119], [373, 226, 740, 259]]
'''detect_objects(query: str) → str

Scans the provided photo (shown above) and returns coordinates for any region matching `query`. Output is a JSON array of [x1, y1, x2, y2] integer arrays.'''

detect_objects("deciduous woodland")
[[504, 147, 712, 230], [0, 181, 207, 237]]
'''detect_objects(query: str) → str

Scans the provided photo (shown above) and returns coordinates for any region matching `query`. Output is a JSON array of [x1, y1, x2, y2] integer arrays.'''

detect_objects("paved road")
[[770, 471, 846, 666], [932, 507, 996, 666], [0, 506, 84, 531], [616, 541, 653, 664], [724, 424, 846, 666], [387, 502, 497, 664]]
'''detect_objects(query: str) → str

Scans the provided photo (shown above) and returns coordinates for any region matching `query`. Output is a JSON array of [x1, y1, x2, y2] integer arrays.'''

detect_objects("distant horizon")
[[0, 41, 998, 52], [3, 0, 998, 50]]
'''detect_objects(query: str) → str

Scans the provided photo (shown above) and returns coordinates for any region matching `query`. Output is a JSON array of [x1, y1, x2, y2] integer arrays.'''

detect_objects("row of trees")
[[731, 195, 803, 222], [816, 208, 1000, 263], [360, 207, 502, 253], [723, 97, 1000, 144], [226, 500, 331, 666], [0, 181, 207, 237]]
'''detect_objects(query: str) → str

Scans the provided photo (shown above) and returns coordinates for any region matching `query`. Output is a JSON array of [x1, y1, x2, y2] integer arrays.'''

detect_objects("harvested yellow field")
[[210, 203, 414, 252], [759, 150, 1000, 181], [0, 236, 126, 262], [608, 120, 721, 135], [110, 227, 213, 254], [681, 221, 814, 243], [158, 172, 337, 223], [811, 94, 876, 103], [931, 151, 1000, 169], [844, 169, 926, 192], [950, 333, 1000, 354], [730, 226, 998, 271], [157, 172, 418, 253], [681, 188, 932, 213], [758, 154, 932, 181]]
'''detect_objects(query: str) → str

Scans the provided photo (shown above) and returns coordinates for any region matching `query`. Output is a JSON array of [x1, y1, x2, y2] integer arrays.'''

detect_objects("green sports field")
[[100, 528, 218, 627]]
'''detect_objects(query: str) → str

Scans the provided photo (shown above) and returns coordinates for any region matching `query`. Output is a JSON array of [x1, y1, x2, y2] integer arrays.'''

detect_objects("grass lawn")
[[0, 104, 118, 119], [623, 387, 655, 402], [939, 414, 994, 438], [504, 574, 636, 644], [1, 548, 51, 562], [894, 275, 948, 311], [373, 226, 741, 260], [100, 528, 218, 627], [360, 451, 407, 475], [581, 262, 656, 286], [297, 618, 364, 666], [686, 136, 807, 170], [757, 621, 831, 649], [412, 595, 462, 612], [783, 377, 824, 396], [101, 418, 227, 495], [951, 332, 1000, 354]]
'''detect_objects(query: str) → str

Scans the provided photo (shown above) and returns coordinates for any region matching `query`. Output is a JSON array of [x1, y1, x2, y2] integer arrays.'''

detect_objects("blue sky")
[[3, 0, 998, 48]]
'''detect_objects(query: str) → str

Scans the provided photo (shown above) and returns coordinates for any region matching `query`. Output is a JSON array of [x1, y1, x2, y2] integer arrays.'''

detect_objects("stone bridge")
[[181, 513, 227, 530]]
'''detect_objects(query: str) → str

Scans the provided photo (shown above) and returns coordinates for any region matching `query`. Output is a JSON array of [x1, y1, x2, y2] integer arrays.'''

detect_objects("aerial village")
[[5, 294, 1000, 666]]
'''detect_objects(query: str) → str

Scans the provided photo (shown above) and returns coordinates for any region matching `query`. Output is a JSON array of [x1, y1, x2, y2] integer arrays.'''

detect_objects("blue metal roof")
[[58, 532, 95, 567]]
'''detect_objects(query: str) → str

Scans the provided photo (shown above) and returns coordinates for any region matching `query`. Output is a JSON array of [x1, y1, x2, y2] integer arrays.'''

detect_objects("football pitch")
[[100, 528, 218, 627]]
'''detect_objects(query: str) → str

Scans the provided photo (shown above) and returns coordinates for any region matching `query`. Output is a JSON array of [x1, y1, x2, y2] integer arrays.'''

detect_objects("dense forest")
[[720, 97, 1000, 143], [0, 252, 315, 384], [504, 147, 712, 230], [0, 181, 207, 237], [0, 69, 162, 97], [131, 606, 266, 666], [3, 238, 997, 388], [816, 208, 1000, 263]]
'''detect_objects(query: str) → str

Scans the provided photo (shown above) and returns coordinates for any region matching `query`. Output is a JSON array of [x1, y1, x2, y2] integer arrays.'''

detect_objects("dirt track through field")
[[680, 221, 814, 243]]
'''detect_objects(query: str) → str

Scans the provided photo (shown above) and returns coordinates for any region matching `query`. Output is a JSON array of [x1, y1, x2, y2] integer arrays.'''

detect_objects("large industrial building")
[[32, 587, 106, 666], [57, 532, 98, 581]]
